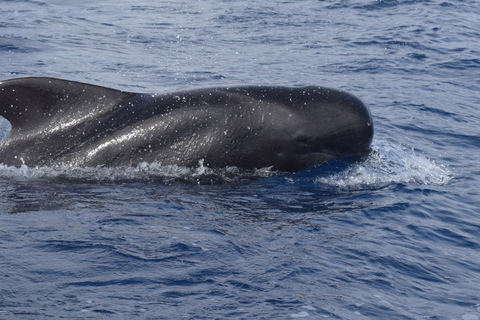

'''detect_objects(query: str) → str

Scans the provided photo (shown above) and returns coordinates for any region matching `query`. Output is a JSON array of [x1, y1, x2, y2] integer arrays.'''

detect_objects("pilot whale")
[[0, 77, 373, 172]]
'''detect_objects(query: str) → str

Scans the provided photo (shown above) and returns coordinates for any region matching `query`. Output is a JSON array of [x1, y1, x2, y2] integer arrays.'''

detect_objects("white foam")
[[0, 139, 452, 186], [290, 311, 310, 318], [0, 160, 278, 184], [315, 140, 452, 188], [302, 305, 317, 311]]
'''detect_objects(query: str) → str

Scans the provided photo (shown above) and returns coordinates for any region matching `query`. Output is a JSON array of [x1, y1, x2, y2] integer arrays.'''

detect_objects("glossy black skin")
[[0, 77, 373, 172]]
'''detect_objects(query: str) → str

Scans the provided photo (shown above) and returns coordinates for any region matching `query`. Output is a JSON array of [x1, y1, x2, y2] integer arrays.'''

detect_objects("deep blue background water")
[[1, 0, 479, 319]]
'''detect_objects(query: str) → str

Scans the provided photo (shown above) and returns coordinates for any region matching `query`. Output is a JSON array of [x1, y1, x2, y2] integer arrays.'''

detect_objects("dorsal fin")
[[0, 77, 132, 132]]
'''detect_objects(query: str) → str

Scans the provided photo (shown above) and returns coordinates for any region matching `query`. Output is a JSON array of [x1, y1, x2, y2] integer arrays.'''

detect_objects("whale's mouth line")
[[292, 146, 373, 163]]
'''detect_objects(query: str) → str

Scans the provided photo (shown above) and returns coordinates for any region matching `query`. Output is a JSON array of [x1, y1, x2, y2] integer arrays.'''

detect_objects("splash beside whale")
[[0, 77, 373, 172]]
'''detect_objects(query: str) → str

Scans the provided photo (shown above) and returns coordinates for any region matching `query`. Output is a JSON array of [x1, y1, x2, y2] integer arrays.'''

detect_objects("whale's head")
[[257, 86, 374, 172]]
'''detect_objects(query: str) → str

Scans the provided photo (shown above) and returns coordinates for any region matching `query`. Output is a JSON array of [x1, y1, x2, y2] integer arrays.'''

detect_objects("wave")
[[0, 160, 279, 185], [315, 140, 452, 188], [0, 140, 452, 187]]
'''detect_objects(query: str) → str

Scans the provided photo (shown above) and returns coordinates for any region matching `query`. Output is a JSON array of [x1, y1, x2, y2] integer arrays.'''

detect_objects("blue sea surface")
[[0, 0, 479, 319]]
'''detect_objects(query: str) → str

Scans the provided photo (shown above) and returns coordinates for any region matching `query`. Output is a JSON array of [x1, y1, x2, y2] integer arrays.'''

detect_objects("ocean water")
[[0, 0, 479, 319]]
